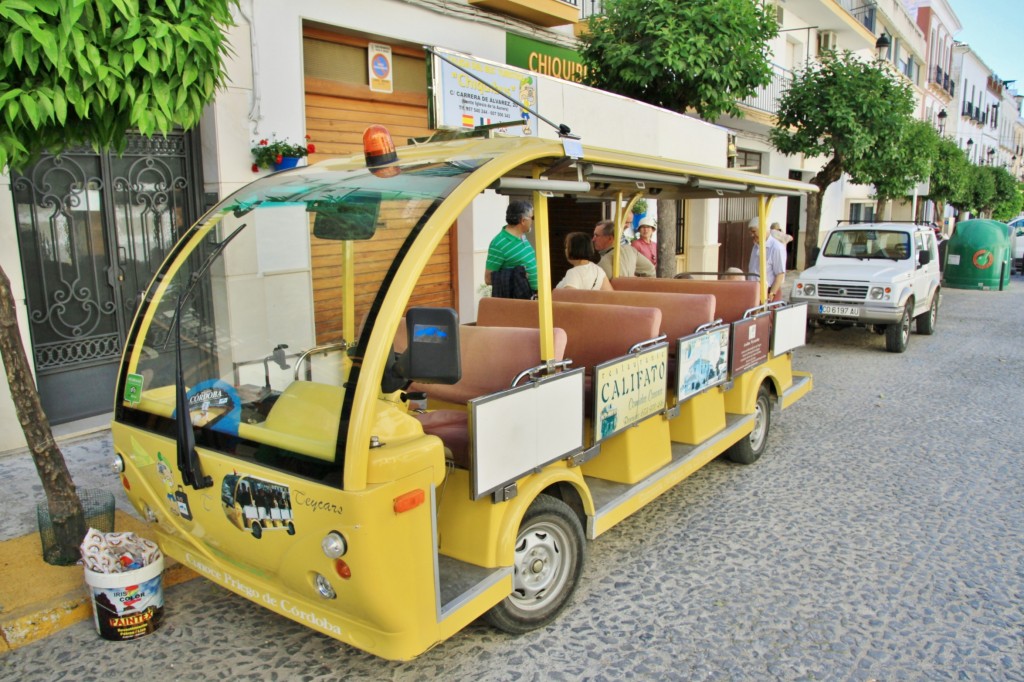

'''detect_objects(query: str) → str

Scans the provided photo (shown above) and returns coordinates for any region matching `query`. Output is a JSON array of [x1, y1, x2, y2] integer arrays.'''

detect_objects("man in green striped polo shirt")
[[484, 200, 538, 296]]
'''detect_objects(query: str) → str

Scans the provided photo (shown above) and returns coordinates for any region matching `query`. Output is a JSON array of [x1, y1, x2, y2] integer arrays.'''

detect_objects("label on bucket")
[[90, 573, 164, 640]]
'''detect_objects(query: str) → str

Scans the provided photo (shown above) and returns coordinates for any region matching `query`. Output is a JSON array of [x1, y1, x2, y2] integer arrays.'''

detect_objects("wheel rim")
[[749, 395, 768, 452], [900, 308, 911, 345], [929, 298, 938, 327], [510, 519, 573, 612]]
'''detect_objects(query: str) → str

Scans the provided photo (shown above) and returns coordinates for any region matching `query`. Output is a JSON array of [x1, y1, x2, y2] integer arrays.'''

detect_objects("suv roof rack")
[[835, 220, 935, 226]]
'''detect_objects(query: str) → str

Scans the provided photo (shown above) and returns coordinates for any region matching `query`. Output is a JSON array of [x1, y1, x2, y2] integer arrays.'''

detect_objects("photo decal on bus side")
[[221, 474, 295, 539], [593, 344, 669, 443], [676, 326, 730, 402]]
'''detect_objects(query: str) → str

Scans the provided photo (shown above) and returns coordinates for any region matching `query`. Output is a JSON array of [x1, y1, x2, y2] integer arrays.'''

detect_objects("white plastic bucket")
[[83, 556, 164, 641]]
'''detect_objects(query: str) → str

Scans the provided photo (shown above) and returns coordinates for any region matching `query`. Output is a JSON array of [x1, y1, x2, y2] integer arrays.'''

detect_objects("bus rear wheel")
[[726, 384, 771, 465], [484, 494, 585, 635]]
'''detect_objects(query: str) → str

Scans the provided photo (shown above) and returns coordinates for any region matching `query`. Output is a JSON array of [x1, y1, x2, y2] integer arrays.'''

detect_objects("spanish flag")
[[461, 113, 474, 127]]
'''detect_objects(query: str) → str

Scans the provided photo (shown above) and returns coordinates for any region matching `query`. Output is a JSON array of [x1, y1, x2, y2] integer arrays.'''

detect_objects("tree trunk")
[[656, 200, 677, 278], [876, 198, 890, 221], [0, 264, 84, 563], [804, 158, 844, 266]]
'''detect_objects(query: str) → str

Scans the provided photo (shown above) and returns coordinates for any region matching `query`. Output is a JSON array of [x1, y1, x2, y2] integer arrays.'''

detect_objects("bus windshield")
[[822, 229, 911, 260], [120, 156, 488, 477]]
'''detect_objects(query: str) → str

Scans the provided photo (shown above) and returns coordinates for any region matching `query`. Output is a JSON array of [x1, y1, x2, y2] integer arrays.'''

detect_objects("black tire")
[[885, 303, 912, 353], [250, 520, 262, 539], [726, 384, 772, 464], [484, 495, 585, 634], [916, 292, 939, 335]]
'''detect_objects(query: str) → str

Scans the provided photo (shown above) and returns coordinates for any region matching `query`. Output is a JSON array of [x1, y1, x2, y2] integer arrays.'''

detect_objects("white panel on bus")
[[470, 368, 585, 500], [772, 303, 808, 356]]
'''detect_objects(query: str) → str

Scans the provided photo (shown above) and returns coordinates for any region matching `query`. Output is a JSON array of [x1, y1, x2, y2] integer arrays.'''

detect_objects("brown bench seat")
[[476, 298, 662, 374], [611, 277, 759, 325], [551, 288, 715, 344], [400, 324, 567, 468]]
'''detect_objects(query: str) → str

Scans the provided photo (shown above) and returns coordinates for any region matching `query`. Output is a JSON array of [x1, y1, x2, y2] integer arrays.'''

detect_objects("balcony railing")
[[579, 0, 601, 19], [837, 0, 877, 33], [739, 63, 793, 116]]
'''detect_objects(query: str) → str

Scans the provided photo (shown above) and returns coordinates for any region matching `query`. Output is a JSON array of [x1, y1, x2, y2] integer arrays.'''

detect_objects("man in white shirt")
[[748, 221, 787, 302]]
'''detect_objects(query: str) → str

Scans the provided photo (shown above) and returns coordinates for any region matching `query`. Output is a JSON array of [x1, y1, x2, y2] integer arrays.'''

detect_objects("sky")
[[942, 0, 1024, 85]]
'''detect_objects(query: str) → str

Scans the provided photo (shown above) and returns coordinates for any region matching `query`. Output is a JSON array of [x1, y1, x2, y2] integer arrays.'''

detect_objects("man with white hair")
[[747, 218, 787, 302], [592, 220, 656, 279]]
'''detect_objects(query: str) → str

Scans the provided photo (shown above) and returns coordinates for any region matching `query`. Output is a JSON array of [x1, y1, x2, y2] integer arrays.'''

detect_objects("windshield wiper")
[[174, 223, 247, 490]]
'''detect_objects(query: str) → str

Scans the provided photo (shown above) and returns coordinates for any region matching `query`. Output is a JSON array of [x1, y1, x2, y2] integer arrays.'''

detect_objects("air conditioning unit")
[[817, 31, 838, 54]]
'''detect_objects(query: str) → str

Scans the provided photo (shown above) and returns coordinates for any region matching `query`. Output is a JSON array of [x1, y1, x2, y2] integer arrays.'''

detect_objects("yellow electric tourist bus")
[[111, 125, 816, 660]]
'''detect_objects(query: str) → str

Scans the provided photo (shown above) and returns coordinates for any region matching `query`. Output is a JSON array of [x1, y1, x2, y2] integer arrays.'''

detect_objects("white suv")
[[790, 222, 941, 353], [1009, 217, 1024, 273]]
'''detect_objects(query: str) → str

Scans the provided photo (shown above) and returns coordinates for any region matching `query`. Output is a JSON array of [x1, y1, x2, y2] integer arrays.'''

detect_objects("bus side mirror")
[[397, 308, 461, 385]]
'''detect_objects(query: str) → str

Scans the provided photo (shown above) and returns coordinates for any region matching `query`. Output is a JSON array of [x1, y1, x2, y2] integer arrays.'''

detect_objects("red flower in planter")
[[250, 135, 314, 169]]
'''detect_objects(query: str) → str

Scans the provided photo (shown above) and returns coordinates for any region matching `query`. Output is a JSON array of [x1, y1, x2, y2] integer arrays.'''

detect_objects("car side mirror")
[[918, 250, 931, 266], [397, 307, 461, 385]]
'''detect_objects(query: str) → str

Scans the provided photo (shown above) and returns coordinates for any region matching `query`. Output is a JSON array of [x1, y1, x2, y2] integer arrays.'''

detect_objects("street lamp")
[[875, 33, 891, 60], [937, 109, 947, 134]]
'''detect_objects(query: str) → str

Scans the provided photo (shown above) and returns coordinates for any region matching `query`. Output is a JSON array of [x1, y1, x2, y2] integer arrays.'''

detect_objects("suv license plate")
[[819, 304, 859, 317]]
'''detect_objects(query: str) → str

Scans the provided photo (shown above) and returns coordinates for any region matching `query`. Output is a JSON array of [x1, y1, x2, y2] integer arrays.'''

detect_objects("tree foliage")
[[579, 0, 777, 120], [866, 119, 938, 205], [770, 52, 914, 264], [0, 0, 236, 563], [987, 169, 1022, 220], [950, 165, 993, 216], [0, 0, 236, 171], [928, 136, 972, 211], [992, 180, 1023, 222]]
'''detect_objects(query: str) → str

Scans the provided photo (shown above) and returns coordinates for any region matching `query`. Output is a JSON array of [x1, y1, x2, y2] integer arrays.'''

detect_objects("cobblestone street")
[[3, 279, 1023, 682]]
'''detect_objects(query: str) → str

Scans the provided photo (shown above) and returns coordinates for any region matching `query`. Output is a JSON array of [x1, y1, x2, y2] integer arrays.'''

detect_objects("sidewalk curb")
[[0, 513, 198, 652]]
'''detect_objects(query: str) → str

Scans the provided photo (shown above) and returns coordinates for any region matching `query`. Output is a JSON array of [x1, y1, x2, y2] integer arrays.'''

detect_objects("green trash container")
[[943, 219, 1012, 290]]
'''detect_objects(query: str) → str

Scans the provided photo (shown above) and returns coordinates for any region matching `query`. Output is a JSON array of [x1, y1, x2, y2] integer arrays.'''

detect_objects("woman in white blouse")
[[556, 232, 613, 290]]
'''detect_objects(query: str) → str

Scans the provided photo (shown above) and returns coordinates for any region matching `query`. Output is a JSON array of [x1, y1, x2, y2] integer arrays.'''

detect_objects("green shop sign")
[[506, 34, 587, 83]]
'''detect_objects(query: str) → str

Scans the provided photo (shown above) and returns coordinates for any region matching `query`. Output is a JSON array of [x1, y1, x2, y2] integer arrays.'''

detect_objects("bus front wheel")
[[485, 494, 585, 634]]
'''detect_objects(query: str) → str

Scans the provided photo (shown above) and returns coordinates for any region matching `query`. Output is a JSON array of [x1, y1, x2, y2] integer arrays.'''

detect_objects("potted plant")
[[251, 135, 316, 172], [631, 198, 648, 228]]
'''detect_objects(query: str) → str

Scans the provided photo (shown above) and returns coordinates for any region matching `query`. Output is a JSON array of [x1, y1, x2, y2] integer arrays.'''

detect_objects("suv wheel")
[[916, 292, 939, 335], [885, 303, 912, 353]]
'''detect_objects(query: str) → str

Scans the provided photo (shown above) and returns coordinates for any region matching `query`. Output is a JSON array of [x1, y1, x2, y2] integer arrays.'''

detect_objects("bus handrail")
[[293, 342, 349, 381], [511, 359, 573, 388], [695, 319, 725, 333], [629, 334, 667, 354]]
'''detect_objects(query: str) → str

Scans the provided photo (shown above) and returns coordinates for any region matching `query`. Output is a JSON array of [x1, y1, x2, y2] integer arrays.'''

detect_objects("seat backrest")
[[552, 288, 715, 343], [477, 298, 661, 371], [611, 277, 759, 324], [405, 324, 566, 405]]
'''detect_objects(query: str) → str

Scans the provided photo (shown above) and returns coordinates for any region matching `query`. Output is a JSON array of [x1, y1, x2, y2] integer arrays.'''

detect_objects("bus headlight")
[[322, 531, 348, 558], [314, 573, 337, 599]]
